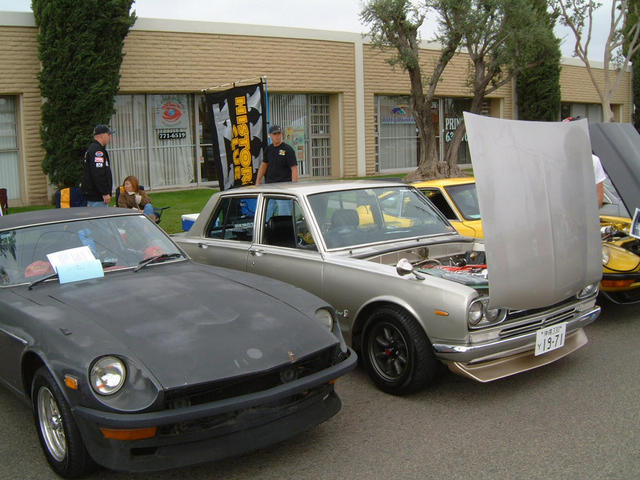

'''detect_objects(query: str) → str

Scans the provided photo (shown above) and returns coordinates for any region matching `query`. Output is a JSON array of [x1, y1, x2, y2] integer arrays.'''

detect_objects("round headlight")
[[468, 301, 483, 326], [484, 307, 505, 324], [90, 356, 126, 396], [578, 283, 599, 299], [315, 308, 335, 330], [602, 246, 610, 265]]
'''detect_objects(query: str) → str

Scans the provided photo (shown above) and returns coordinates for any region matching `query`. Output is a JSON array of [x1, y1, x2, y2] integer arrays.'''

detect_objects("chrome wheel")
[[367, 321, 410, 382], [37, 386, 67, 462]]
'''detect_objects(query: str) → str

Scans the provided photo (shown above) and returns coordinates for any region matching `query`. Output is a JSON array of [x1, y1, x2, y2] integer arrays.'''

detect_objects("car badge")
[[288, 351, 296, 363]]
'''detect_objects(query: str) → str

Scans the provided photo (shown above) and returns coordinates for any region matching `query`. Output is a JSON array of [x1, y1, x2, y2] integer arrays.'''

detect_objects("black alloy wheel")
[[362, 306, 439, 395]]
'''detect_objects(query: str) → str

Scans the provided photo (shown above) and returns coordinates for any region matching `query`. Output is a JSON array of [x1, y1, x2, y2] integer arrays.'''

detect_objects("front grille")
[[498, 299, 580, 339], [158, 384, 331, 438], [163, 345, 338, 409]]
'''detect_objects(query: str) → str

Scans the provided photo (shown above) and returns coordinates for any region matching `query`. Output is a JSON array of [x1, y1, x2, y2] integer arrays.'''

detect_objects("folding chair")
[[54, 187, 87, 208]]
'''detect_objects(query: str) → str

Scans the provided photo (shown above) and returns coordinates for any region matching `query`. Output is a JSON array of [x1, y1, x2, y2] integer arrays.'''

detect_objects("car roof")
[[411, 177, 476, 188], [220, 179, 409, 196], [0, 207, 139, 231]]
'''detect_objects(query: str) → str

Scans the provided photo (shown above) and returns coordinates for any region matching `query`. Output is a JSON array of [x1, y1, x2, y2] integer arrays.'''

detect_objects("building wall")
[[0, 20, 45, 205], [362, 43, 514, 175], [0, 13, 634, 205], [559, 59, 632, 122]]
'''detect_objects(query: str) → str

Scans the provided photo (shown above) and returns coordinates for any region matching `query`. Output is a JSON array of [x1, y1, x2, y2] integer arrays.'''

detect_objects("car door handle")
[[198, 243, 208, 249], [249, 249, 264, 257]]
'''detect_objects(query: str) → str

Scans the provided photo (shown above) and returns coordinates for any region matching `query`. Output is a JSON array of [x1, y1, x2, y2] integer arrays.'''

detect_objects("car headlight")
[[602, 246, 610, 265], [90, 356, 126, 396], [577, 282, 599, 299], [315, 308, 335, 330], [467, 297, 507, 328], [468, 300, 484, 326]]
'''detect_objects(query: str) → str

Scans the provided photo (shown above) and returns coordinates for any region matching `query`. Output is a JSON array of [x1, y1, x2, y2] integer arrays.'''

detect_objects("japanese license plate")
[[535, 322, 567, 356]]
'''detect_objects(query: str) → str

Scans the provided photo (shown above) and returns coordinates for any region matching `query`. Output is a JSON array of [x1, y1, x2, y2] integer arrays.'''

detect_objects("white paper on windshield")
[[46, 246, 104, 284], [464, 113, 602, 309]]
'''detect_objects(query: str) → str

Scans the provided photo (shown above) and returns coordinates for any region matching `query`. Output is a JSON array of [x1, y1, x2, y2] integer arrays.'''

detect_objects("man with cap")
[[81, 124, 114, 206], [256, 125, 298, 184]]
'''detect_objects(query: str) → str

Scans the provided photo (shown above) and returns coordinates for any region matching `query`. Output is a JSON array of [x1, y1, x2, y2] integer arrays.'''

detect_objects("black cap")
[[93, 124, 113, 135], [268, 125, 282, 134]]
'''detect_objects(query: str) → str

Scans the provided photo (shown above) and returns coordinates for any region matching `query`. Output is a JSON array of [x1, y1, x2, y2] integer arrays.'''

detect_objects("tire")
[[361, 306, 439, 395], [31, 367, 96, 478]]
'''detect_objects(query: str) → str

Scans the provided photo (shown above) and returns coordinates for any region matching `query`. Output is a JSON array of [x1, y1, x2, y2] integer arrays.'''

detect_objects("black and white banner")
[[205, 82, 267, 190]]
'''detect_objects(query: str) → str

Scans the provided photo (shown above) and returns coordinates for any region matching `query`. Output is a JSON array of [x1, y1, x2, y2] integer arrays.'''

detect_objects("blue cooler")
[[181, 213, 199, 231]]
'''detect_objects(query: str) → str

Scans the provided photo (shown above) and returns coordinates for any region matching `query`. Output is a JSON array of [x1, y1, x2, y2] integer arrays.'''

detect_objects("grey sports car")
[[174, 179, 601, 395], [0, 208, 355, 477]]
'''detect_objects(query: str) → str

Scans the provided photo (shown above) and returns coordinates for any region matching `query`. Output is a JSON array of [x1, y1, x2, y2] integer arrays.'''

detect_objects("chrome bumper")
[[432, 305, 601, 365]]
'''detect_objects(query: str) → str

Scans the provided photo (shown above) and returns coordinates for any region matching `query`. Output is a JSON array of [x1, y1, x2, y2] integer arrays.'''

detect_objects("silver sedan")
[[174, 180, 600, 395]]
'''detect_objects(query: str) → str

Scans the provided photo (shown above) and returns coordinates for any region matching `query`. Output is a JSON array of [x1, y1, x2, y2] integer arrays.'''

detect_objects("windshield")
[[444, 183, 481, 220], [308, 186, 454, 249], [0, 215, 183, 286]]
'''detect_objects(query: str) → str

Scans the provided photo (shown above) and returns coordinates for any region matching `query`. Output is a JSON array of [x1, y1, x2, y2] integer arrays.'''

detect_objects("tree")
[[32, 0, 136, 188], [437, 0, 558, 164], [626, 0, 640, 130], [551, 0, 640, 122], [516, 0, 562, 121], [361, 0, 464, 179]]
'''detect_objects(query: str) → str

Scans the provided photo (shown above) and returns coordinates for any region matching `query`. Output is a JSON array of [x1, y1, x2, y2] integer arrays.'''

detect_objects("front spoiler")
[[431, 305, 600, 382], [446, 329, 588, 382]]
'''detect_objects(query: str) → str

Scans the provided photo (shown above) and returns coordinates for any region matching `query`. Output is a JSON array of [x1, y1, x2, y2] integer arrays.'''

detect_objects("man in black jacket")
[[81, 124, 113, 206]]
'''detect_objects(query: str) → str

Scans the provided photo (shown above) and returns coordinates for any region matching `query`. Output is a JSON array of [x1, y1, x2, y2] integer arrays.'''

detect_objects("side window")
[[206, 196, 257, 241], [262, 197, 316, 250], [422, 189, 457, 220]]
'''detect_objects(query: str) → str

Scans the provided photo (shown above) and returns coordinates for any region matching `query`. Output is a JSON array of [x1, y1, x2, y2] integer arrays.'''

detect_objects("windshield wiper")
[[134, 253, 182, 272], [28, 272, 59, 290]]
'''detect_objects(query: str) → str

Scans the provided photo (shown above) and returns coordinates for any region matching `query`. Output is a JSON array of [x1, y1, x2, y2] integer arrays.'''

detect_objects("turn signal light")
[[601, 279, 635, 288], [100, 427, 158, 440]]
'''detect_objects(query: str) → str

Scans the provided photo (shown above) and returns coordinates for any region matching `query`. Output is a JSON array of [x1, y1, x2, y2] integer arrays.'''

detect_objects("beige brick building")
[[0, 12, 632, 206]]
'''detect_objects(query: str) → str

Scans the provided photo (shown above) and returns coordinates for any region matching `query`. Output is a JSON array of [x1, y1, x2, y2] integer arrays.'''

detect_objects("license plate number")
[[535, 323, 567, 356]]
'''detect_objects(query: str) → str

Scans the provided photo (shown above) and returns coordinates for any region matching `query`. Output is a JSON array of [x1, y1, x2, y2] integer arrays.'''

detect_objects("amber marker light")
[[601, 279, 635, 288], [64, 374, 79, 390], [434, 310, 449, 316], [100, 427, 158, 441]]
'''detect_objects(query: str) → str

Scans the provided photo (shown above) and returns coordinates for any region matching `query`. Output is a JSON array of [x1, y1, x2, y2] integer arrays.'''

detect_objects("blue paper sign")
[[56, 259, 104, 284]]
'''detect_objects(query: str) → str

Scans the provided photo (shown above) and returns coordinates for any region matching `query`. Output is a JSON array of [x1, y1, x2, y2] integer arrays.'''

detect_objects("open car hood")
[[589, 122, 640, 217], [464, 113, 602, 309]]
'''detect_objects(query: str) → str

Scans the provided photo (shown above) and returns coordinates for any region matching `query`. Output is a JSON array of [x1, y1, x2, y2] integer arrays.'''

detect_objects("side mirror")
[[396, 258, 414, 276], [396, 258, 424, 280]]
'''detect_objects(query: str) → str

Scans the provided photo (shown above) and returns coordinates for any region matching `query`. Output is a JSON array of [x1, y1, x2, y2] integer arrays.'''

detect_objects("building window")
[[110, 94, 196, 189], [376, 95, 419, 171], [561, 103, 603, 123], [197, 95, 218, 183], [442, 98, 472, 165], [269, 93, 331, 177], [0, 96, 20, 201]]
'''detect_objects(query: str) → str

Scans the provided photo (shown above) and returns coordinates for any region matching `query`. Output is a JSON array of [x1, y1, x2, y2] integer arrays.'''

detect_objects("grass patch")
[[6, 188, 217, 235], [148, 189, 216, 233]]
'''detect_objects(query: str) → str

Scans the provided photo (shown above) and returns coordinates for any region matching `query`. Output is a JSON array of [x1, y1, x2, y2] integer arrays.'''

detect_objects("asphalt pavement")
[[0, 297, 638, 480]]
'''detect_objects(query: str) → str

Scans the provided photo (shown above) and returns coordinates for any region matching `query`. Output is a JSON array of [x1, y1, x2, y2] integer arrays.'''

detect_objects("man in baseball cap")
[[256, 125, 298, 184], [81, 125, 114, 206]]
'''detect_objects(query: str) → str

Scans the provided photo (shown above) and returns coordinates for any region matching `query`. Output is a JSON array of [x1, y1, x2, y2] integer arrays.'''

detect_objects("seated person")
[[118, 175, 157, 222]]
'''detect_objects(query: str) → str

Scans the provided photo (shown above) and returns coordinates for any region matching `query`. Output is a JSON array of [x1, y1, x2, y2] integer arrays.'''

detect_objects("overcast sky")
[[1, 0, 614, 61]]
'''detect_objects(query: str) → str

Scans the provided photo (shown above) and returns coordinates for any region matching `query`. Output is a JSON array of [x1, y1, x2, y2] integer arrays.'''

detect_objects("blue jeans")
[[143, 203, 155, 217], [87, 201, 108, 207]]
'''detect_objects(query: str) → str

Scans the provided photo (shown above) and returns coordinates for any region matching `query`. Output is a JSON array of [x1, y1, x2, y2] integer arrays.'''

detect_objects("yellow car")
[[414, 177, 640, 303], [413, 177, 483, 238]]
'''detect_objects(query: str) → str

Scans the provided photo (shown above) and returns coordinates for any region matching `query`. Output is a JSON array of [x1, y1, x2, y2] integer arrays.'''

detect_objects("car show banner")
[[205, 82, 267, 190]]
